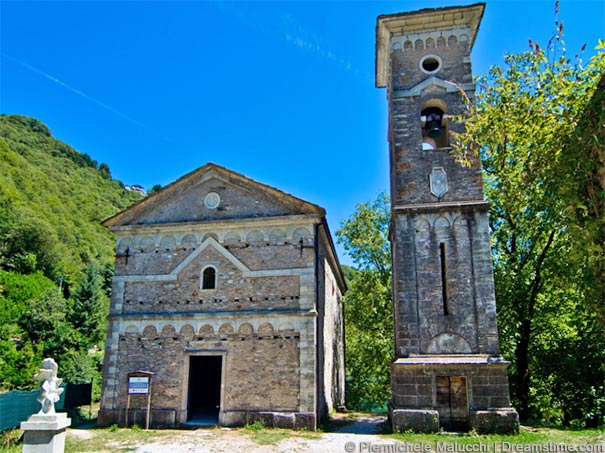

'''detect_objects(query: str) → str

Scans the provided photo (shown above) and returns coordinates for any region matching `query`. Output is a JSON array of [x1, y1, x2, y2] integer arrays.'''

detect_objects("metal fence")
[[0, 383, 91, 431]]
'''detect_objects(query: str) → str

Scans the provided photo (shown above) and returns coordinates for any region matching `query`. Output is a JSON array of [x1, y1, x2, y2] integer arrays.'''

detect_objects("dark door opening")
[[436, 376, 469, 431], [187, 355, 222, 424]]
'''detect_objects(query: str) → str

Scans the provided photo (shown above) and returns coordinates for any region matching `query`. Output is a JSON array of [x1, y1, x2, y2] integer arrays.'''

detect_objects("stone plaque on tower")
[[375, 3, 519, 433]]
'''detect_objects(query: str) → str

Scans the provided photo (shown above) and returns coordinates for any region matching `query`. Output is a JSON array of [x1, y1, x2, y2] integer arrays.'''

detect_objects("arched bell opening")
[[421, 103, 449, 149]]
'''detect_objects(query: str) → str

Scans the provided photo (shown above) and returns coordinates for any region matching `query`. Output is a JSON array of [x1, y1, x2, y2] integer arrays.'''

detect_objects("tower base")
[[389, 355, 519, 434]]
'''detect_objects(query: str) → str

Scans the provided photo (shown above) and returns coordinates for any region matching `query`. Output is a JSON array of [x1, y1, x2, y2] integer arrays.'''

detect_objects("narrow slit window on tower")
[[202, 267, 216, 290], [440, 242, 450, 315]]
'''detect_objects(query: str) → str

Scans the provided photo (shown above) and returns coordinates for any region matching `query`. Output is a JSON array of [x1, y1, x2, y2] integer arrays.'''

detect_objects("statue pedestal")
[[20, 413, 71, 453]]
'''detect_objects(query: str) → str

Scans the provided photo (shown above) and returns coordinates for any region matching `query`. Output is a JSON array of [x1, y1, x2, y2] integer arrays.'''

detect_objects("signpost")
[[128, 376, 150, 394], [125, 371, 154, 429]]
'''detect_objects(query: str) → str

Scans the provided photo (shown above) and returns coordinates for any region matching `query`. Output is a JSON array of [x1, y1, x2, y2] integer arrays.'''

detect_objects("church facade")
[[98, 163, 346, 430]]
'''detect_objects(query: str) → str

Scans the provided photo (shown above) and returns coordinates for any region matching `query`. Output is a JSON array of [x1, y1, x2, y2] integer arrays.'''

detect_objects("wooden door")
[[436, 376, 469, 431]]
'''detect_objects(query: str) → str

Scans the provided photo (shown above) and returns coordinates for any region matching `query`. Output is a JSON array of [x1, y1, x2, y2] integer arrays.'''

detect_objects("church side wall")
[[316, 232, 345, 419]]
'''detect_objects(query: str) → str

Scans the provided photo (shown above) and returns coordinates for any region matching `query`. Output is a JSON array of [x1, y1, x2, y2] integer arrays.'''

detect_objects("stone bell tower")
[[375, 4, 519, 433]]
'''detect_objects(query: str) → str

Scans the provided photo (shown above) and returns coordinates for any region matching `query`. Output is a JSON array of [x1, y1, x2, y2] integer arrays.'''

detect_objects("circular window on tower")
[[204, 192, 221, 209], [419, 54, 442, 74]]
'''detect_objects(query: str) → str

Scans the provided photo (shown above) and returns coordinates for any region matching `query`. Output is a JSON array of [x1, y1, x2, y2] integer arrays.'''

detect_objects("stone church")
[[376, 3, 519, 433], [98, 163, 346, 430], [98, 2, 520, 434]]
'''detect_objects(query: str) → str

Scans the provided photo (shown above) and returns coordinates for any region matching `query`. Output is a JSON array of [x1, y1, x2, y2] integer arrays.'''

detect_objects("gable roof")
[[103, 162, 326, 228]]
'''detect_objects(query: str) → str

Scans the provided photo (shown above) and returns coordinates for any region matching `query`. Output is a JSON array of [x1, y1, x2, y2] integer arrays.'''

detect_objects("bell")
[[426, 113, 442, 138]]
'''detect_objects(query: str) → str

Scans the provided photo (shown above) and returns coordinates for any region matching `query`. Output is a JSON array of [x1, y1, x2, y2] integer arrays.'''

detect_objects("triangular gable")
[[103, 163, 325, 228], [173, 236, 249, 276], [398, 76, 458, 97], [392, 76, 476, 99]]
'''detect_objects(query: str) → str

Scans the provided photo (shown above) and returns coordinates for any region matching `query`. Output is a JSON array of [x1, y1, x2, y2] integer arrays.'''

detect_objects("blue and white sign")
[[128, 376, 150, 394]]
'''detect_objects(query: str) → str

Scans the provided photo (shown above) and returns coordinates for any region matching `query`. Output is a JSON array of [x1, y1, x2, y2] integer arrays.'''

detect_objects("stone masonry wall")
[[391, 363, 512, 410], [387, 36, 484, 207], [121, 246, 301, 314], [317, 233, 345, 419], [117, 176, 295, 226], [390, 34, 473, 91], [100, 215, 323, 428], [115, 328, 301, 417], [392, 209, 500, 356]]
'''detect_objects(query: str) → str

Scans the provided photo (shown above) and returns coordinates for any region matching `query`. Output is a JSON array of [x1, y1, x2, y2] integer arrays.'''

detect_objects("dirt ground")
[[67, 413, 390, 453]]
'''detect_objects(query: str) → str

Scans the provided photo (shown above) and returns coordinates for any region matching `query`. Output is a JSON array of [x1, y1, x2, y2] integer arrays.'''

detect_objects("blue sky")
[[1, 0, 604, 266]]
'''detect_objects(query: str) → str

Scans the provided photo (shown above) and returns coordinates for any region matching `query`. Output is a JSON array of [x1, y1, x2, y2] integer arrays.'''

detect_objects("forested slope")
[[0, 114, 142, 390]]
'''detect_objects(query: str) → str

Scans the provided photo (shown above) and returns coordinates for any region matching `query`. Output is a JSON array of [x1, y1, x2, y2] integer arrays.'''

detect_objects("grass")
[[64, 426, 174, 453], [3, 420, 603, 452], [389, 426, 605, 450], [0, 428, 22, 453]]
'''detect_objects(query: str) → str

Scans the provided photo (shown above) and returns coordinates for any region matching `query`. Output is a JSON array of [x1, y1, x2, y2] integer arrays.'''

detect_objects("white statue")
[[34, 358, 64, 415]]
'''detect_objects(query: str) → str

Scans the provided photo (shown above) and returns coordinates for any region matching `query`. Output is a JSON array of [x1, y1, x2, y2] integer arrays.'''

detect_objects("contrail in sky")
[[214, 2, 372, 82], [281, 12, 372, 82], [1, 52, 170, 142]]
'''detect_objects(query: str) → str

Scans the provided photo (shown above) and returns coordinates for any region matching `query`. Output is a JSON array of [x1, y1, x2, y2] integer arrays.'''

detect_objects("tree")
[[336, 192, 393, 410], [0, 335, 40, 390], [559, 74, 605, 331], [69, 264, 106, 345], [2, 216, 61, 279], [453, 14, 605, 425], [99, 162, 111, 179], [18, 289, 82, 360], [148, 184, 163, 196], [0, 114, 143, 393]]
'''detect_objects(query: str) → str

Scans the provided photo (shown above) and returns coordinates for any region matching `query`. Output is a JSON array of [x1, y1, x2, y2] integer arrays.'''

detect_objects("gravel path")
[[127, 414, 390, 453], [132, 430, 391, 453], [66, 414, 393, 452]]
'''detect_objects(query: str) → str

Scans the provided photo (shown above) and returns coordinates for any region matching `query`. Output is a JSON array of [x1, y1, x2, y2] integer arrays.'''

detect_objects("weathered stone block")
[[249, 411, 275, 427], [97, 409, 118, 427], [222, 411, 246, 426], [390, 408, 439, 433], [471, 410, 519, 434], [273, 413, 296, 429], [294, 412, 316, 431], [150, 409, 176, 427]]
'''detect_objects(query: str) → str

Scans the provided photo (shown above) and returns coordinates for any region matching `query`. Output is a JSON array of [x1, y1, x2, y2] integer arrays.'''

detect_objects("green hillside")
[[0, 114, 142, 283], [0, 114, 142, 390]]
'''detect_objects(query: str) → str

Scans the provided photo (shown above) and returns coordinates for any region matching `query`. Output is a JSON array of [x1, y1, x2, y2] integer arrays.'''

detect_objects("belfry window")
[[202, 267, 217, 290], [421, 106, 448, 149]]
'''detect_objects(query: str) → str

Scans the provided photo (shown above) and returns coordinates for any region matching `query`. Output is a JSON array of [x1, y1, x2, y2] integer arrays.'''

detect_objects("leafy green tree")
[[0, 271, 57, 390], [2, 216, 61, 279], [453, 17, 605, 425], [18, 289, 82, 360], [148, 184, 163, 196], [98, 162, 111, 179], [0, 335, 40, 390], [59, 349, 102, 385], [337, 192, 392, 410], [0, 270, 56, 328], [558, 74, 605, 332]]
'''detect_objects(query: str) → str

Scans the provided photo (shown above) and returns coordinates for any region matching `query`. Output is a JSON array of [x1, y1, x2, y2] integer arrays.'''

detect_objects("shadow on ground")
[[325, 413, 388, 434]]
